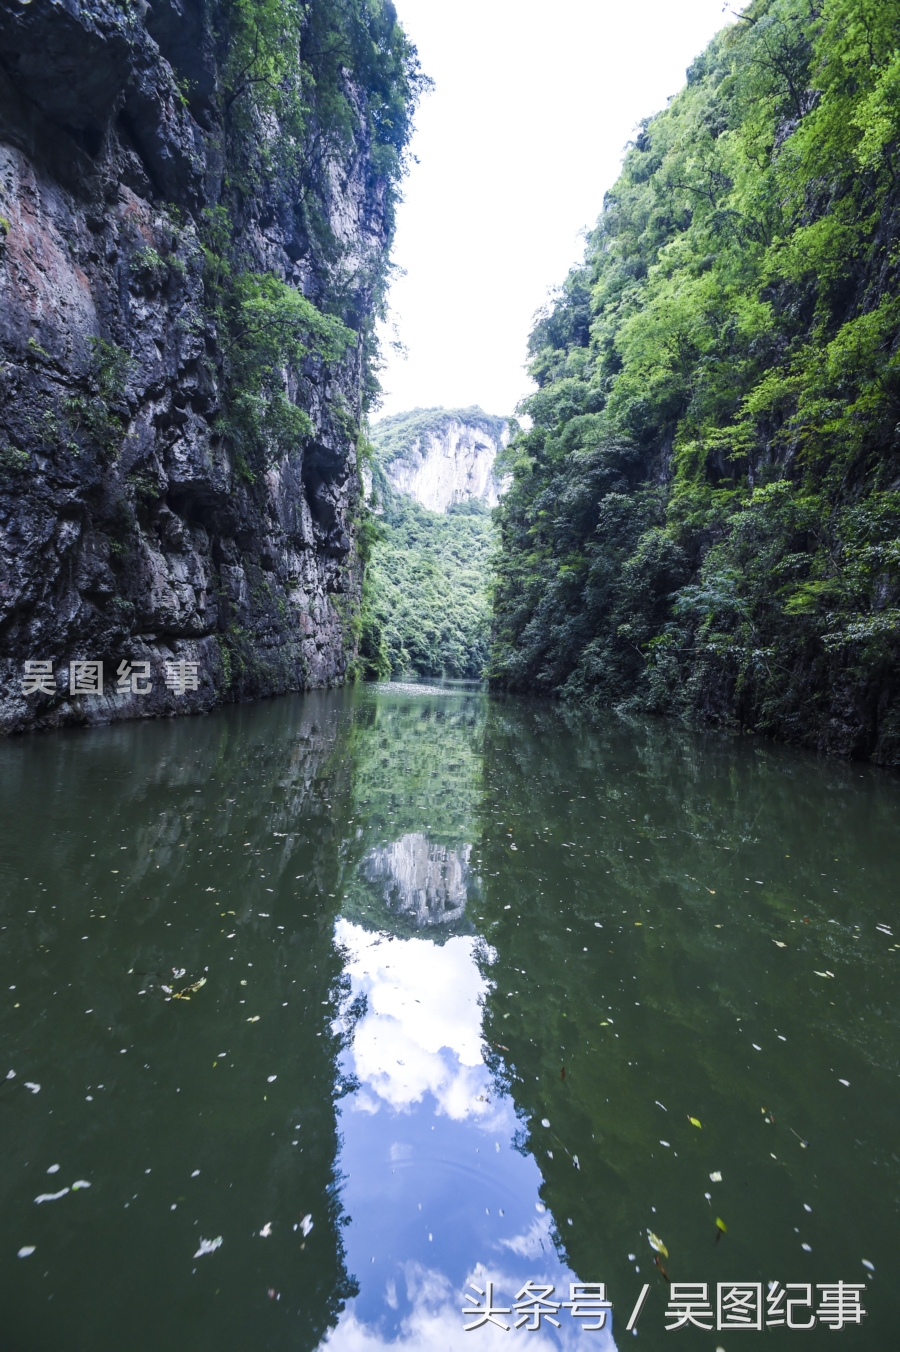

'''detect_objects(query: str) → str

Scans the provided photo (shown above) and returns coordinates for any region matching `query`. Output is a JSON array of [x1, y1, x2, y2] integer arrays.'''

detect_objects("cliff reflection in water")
[[0, 693, 364, 1352], [361, 834, 474, 929], [3, 678, 897, 1352]]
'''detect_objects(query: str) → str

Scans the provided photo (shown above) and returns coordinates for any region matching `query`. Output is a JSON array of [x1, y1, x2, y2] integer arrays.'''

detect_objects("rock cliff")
[[0, 0, 420, 733], [372, 406, 508, 513]]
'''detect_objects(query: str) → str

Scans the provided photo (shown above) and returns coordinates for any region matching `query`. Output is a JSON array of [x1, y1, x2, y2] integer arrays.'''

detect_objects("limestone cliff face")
[[361, 832, 473, 928], [0, 0, 415, 733], [374, 408, 508, 513]]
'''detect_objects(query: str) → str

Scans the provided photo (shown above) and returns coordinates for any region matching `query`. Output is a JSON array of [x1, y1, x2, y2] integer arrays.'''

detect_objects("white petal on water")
[[862, 1260, 875, 1272], [46, 1164, 59, 1174], [6, 1070, 15, 1080], [300, 1214, 313, 1237], [71, 1180, 91, 1190], [35, 1189, 69, 1203], [24, 1082, 40, 1094], [191, 1170, 200, 1178], [267, 1075, 277, 1083], [541, 1118, 550, 1128], [18, 1246, 35, 1258], [259, 1222, 273, 1237], [194, 1236, 222, 1258], [709, 1171, 723, 1182], [660, 1140, 671, 1148]]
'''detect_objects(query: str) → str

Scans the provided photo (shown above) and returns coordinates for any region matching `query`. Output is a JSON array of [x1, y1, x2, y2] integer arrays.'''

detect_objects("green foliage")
[[194, 1, 426, 477], [129, 246, 168, 288], [492, 0, 900, 763], [356, 409, 503, 680], [358, 492, 494, 680], [63, 338, 134, 463], [206, 249, 356, 478], [216, 0, 427, 239], [0, 442, 29, 476]]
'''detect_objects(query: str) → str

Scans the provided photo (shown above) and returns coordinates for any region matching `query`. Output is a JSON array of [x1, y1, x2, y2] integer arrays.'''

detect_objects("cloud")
[[335, 921, 501, 1121], [323, 1262, 605, 1352]]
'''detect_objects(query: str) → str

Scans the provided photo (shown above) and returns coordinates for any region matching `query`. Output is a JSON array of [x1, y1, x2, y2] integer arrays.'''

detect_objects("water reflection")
[[360, 835, 475, 930], [0, 680, 898, 1350], [329, 920, 606, 1350], [336, 922, 491, 1116], [0, 696, 360, 1352]]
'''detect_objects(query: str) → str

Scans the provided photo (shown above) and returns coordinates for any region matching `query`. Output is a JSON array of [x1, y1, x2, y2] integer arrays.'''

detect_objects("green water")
[[0, 683, 897, 1350]]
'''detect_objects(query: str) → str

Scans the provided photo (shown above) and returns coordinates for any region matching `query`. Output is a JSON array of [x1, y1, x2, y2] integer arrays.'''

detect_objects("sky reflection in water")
[[0, 681, 897, 1351], [328, 919, 607, 1350]]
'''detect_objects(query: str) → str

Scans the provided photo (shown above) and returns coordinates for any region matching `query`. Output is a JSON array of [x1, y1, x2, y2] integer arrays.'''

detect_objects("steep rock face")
[[374, 407, 508, 513], [0, 0, 416, 733], [361, 832, 473, 928]]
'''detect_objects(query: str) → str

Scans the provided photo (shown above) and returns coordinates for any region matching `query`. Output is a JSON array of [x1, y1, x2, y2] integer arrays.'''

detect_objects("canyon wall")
[[0, 0, 419, 732], [372, 407, 508, 513]]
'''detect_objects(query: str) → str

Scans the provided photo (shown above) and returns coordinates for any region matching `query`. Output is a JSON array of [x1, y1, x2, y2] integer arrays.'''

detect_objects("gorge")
[[357, 406, 507, 679]]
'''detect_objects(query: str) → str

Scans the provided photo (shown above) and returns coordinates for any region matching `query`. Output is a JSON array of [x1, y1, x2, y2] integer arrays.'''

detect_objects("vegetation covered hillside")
[[491, 0, 900, 764], [357, 408, 500, 678]]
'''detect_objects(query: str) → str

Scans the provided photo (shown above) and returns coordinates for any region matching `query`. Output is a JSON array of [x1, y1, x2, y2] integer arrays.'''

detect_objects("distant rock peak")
[[372, 407, 508, 513]]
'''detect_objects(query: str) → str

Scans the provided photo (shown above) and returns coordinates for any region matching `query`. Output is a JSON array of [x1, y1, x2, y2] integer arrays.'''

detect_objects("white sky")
[[375, 0, 737, 421]]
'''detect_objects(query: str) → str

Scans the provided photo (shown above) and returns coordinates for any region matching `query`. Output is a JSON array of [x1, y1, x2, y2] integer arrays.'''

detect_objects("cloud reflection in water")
[[327, 919, 616, 1351]]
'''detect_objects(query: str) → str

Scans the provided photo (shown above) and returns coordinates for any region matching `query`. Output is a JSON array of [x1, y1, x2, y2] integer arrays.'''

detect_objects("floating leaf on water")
[[647, 1230, 669, 1258], [172, 977, 207, 1002], [716, 1217, 727, 1233], [688, 1116, 702, 1128]]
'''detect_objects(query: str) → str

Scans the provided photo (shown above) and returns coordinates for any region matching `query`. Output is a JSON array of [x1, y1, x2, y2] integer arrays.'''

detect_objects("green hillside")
[[491, 0, 900, 764], [356, 409, 497, 679]]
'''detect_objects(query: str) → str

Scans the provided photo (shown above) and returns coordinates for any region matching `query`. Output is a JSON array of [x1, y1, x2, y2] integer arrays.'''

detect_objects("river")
[[0, 681, 896, 1349]]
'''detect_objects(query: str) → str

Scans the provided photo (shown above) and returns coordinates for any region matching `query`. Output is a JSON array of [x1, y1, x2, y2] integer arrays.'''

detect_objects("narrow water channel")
[[0, 683, 897, 1350]]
